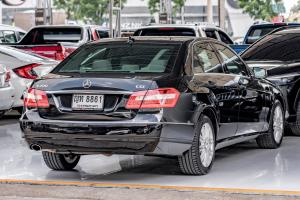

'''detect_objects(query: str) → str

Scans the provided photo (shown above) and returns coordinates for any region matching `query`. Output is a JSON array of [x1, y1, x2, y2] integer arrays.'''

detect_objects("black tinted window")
[[55, 43, 181, 74], [246, 27, 275, 44], [193, 42, 223, 73], [20, 28, 82, 45], [242, 33, 300, 62], [215, 43, 248, 76], [134, 28, 196, 36], [97, 30, 109, 38], [218, 31, 233, 44], [205, 30, 218, 39]]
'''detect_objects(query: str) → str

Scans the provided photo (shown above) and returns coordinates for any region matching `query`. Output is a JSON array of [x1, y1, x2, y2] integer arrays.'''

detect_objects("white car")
[[0, 66, 14, 117], [0, 46, 58, 112]]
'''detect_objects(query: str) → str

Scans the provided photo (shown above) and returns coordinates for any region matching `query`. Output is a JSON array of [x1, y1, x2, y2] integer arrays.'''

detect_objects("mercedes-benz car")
[[20, 37, 284, 175], [241, 27, 300, 136]]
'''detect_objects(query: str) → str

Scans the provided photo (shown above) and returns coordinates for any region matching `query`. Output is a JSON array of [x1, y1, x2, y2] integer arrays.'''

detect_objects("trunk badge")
[[83, 79, 92, 89]]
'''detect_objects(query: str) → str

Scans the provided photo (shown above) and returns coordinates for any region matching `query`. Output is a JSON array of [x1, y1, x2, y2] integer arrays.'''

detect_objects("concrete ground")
[[1, 111, 300, 199], [1, 183, 300, 200]]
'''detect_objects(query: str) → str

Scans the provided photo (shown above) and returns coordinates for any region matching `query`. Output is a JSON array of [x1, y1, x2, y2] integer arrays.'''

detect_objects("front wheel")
[[178, 115, 215, 175], [256, 100, 284, 149], [42, 152, 80, 170], [289, 99, 300, 136]]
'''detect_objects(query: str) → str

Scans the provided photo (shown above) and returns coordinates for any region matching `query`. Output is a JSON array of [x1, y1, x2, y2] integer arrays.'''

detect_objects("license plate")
[[72, 94, 104, 110]]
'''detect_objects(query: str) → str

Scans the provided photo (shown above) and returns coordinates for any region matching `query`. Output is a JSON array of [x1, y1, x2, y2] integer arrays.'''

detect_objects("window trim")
[[211, 42, 251, 77], [191, 41, 224, 75]]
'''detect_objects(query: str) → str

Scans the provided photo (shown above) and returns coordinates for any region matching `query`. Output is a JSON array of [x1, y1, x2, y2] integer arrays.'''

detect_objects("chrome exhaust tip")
[[30, 144, 41, 151]]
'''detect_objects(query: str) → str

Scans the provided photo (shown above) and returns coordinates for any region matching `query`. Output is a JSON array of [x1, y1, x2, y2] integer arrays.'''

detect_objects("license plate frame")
[[71, 94, 104, 111]]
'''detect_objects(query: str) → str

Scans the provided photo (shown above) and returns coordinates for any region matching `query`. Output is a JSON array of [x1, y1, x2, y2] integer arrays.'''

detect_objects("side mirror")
[[252, 67, 267, 79]]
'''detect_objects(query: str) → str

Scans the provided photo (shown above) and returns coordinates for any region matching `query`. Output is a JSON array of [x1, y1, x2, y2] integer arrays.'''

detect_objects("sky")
[[283, 0, 296, 15]]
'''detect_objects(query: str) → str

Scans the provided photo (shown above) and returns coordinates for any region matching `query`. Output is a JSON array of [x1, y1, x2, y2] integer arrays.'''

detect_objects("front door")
[[213, 43, 267, 135]]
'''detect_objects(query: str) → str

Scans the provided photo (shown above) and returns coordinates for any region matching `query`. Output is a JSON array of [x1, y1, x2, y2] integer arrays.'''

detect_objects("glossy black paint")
[[241, 28, 300, 125], [20, 37, 284, 156]]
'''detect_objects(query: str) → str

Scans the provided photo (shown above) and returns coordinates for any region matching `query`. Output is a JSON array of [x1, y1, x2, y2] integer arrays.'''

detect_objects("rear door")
[[213, 42, 267, 135]]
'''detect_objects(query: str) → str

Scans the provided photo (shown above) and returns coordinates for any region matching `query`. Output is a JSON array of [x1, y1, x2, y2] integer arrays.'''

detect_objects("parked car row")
[[230, 22, 300, 53]]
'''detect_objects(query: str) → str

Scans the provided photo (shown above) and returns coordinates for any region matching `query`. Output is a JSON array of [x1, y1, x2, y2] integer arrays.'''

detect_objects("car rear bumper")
[[20, 111, 194, 156], [0, 86, 14, 110]]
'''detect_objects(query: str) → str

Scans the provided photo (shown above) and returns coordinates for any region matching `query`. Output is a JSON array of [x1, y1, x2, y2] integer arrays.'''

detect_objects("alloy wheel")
[[273, 105, 284, 143], [199, 123, 215, 167]]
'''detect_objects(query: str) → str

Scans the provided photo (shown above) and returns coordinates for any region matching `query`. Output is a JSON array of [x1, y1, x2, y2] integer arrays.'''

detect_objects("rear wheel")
[[42, 152, 80, 170], [178, 115, 215, 175], [256, 100, 284, 149], [0, 111, 6, 118], [290, 99, 300, 136]]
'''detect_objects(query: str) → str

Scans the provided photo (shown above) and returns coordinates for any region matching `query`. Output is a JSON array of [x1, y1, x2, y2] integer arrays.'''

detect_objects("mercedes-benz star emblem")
[[83, 79, 92, 89]]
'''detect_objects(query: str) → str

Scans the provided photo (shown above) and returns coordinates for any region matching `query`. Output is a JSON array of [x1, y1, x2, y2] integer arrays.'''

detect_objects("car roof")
[[33, 24, 103, 29], [89, 36, 218, 45], [136, 23, 220, 30], [250, 22, 300, 28], [0, 24, 25, 32], [273, 26, 300, 34]]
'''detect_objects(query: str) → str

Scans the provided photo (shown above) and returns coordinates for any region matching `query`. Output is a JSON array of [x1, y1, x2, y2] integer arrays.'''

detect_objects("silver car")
[[0, 66, 14, 117], [0, 46, 58, 112]]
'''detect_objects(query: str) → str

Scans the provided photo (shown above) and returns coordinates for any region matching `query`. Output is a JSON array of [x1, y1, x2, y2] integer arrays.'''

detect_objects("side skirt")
[[215, 132, 265, 150]]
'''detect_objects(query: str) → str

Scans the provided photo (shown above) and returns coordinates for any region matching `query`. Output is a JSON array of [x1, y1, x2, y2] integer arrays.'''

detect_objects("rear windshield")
[[242, 32, 300, 62], [246, 27, 275, 44], [134, 28, 196, 36], [20, 28, 82, 45], [54, 42, 181, 74]]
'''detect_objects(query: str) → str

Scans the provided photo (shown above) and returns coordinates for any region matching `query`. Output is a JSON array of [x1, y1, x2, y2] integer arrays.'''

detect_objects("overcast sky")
[[283, 0, 296, 14]]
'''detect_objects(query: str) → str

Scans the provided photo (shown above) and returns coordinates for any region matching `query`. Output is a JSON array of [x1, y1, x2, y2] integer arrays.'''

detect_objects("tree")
[[291, 0, 300, 13], [147, 0, 185, 15], [238, 0, 285, 21], [53, 0, 126, 24]]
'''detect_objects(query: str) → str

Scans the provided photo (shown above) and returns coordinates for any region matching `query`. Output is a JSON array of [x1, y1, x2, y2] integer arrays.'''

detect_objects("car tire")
[[256, 100, 284, 149], [178, 114, 215, 175], [0, 111, 6, 118], [290, 100, 300, 136], [15, 107, 23, 114], [42, 152, 80, 170]]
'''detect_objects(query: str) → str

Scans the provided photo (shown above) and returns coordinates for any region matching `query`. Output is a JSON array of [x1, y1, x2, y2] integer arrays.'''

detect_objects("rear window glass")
[[134, 28, 196, 36], [20, 28, 82, 45], [54, 43, 181, 74], [246, 24, 286, 44], [242, 33, 300, 62]]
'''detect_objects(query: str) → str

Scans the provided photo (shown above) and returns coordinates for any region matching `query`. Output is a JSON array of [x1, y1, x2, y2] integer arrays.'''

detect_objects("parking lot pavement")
[[1, 113, 300, 195]]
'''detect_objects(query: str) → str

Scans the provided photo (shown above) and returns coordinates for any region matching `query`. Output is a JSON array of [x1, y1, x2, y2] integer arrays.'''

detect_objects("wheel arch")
[[192, 104, 219, 138], [292, 81, 300, 112]]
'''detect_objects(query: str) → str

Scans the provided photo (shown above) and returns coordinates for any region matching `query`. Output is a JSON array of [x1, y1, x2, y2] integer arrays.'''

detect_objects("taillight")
[[13, 63, 41, 79], [24, 88, 49, 108], [4, 71, 10, 82], [55, 45, 66, 61], [126, 88, 180, 109]]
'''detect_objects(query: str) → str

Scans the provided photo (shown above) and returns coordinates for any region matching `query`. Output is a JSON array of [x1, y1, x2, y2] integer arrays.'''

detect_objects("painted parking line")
[[1, 179, 300, 196]]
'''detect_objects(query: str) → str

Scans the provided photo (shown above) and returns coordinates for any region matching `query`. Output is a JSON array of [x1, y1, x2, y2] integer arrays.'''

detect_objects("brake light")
[[13, 63, 41, 79], [126, 88, 180, 109], [24, 88, 49, 108], [4, 71, 10, 82], [55, 45, 66, 61]]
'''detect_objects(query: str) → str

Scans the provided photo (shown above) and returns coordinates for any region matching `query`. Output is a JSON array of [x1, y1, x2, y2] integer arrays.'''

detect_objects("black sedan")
[[20, 37, 284, 175], [242, 27, 300, 136]]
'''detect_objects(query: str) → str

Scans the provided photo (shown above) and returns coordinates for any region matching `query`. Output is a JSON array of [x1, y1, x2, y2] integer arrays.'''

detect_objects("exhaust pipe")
[[30, 144, 41, 151]]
